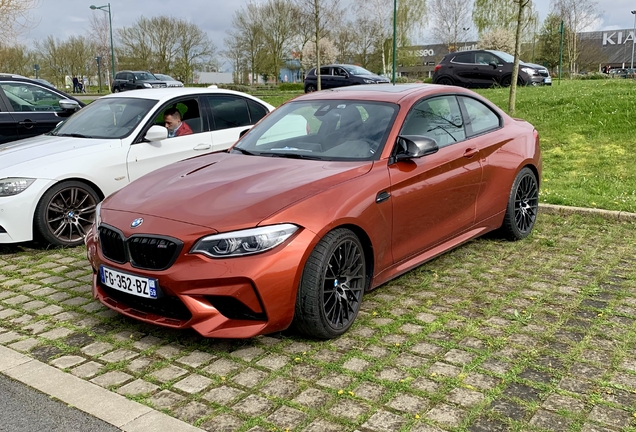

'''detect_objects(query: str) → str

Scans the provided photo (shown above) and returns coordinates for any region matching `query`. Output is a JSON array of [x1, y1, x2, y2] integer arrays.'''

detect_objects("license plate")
[[100, 266, 158, 299], [544, 77, 552, 84]]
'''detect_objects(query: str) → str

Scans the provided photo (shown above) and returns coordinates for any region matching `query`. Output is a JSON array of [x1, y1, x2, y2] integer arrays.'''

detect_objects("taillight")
[[434, 64, 442, 72]]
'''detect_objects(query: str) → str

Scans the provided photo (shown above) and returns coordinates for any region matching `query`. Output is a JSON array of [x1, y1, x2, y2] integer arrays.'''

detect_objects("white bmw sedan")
[[0, 87, 274, 247]]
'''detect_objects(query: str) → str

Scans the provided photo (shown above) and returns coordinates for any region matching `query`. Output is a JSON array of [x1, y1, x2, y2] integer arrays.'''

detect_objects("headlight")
[[191, 224, 299, 258], [143, 83, 152, 88], [521, 67, 538, 76], [0, 178, 36, 197], [363, 79, 376, 84]]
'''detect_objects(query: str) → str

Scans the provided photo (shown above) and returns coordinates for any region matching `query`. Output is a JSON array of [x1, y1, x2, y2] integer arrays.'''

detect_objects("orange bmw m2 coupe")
[[86, 84, 541, 339]]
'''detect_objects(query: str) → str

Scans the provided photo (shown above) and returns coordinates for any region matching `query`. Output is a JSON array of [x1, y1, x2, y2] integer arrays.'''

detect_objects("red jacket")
[[174, 121, 193, 137]]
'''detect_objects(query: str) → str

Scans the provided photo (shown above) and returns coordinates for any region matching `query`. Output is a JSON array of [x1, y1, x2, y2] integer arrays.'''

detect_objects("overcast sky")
[[21, 0, 634, 70]]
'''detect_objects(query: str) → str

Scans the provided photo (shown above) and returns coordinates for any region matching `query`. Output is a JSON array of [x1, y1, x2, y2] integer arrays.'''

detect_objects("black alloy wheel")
[[34, 181, 100, 247], [294, 228, 367, 339], [500, 167, 539, 240], [436, 76, 454, 85], [305, 84, 317, 93]]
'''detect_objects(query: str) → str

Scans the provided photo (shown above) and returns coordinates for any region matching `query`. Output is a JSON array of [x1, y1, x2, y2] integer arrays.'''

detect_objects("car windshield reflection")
[[50, 97, 157, 139], [234, 100, 398, 161]]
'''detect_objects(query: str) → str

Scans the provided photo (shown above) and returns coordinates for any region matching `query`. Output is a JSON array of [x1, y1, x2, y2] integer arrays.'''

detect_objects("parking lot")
[[0, 210, 635, 432]]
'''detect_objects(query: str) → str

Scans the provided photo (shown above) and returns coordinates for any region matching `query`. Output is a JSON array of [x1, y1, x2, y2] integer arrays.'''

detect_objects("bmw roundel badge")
[[131, 218, 144, 228]]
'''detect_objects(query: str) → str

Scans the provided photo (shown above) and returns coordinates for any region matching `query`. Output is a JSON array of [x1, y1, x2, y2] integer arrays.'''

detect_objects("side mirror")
[[394, 135, 439, 162], [144, 125, 168, 142], [59, 99, 80, 111], [239, 128, 250, 139]]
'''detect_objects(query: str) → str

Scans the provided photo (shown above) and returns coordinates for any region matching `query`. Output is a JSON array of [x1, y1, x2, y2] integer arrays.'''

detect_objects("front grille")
[[205, 296, 266, 321], [538, 70, 549, 77], [151, 83, 167, 88], [101, 284, 192, 321], [99, 226, 126, 263], [129, 236, 181, 270]]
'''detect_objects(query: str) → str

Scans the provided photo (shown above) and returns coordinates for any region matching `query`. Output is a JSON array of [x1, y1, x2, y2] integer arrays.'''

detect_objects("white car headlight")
[[191, 224, 299, 258], [521, 67, 538, 76], [143, 83, 152, 88], [0, 178, 36, 197]]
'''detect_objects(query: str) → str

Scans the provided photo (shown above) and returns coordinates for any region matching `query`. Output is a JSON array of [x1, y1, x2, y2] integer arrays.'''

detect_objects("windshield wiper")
[[230, 147, 256, 156], [57, 133, 93, 138], [259, 152, 323, 160]]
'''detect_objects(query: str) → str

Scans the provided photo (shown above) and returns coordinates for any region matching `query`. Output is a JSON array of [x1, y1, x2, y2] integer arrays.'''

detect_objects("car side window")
[[319, 67, 331, 76], [207, 96, 252, 130], [0, 82, 65, 112], [452, 53, 473, 64], [400, 95, 465, 148], [153, 98, 203, 136], [247, 99, 268, 124], [127, 73, 134, 81], [334, 67, 347, 77], [476, 53, 498, 65], [459, 97, 501, 136]]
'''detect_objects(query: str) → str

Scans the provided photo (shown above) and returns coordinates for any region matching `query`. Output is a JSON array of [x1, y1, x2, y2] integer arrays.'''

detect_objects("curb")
[[539, 203, 636, 222], [0, 345, 203, 432]]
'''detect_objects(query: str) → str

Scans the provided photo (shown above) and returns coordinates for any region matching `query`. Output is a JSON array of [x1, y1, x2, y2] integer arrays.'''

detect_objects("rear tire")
[[113, 87, 120, 93], [500, 167, 539, 241], [305, 84, 317, 93], [293, 228, 367, 339], [436, 76, 454, 85]]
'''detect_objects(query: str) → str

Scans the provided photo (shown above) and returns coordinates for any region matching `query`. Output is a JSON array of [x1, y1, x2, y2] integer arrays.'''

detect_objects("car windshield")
[[342, 65, 374, 75], [233, 100, 398, 161], [49, 97, 157, 139], [134, 72, 156, 80], [156, 74, 176, 81], [487, 50, 515, 63]]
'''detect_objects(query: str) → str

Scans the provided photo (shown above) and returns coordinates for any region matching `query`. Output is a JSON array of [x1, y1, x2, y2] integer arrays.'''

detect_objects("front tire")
[[113, 87, 120, 93], [305, 84, 317, 93], [500, 167, 539, 241], [34, 181, 100, 247], [294, 228, 367, 339]]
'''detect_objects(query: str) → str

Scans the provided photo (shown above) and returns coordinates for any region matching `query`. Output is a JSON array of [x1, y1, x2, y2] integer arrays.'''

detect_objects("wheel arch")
[[325, 223, 375, 292]]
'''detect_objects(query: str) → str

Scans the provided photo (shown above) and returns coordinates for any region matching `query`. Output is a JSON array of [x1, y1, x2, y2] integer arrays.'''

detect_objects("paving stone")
[[362, 410, 407, 432], [173, 374, 212, 394], [0, 331, 22, 343], [70, 361, 103, 378], [201, 413, 243, 432], [177, 350, 216, 368], [229, 346, 264, 362], [148, 389, 186, 410], [542, 393, 586, 412], [350, 326, 376, 338], [411, 342, 444, 356], [61, 297, 91, 306], [559, 377, 594, 395], [267, 406, 307, 430], [8, 337, 39, 352], [313, 349, 342, 362], [40, 276, 65, 284], [100, 348, 138, 363], [480, 359, 511, 375], [425, 403, 465, 428], [117, 379, 159, 396], [353, 382, 386, 402], [580, 423, 621, 432], [411, 377, 441, 393], [444, 349, 476, 366], [502, 382, 541, 402], [22, 300, 47, 310], [81, 302, 105, 313], [50, 355, 86, 369], [31, 287, 57, 296], [490, 399, 527, 421], [302, 419, 343, 432], [0, 290, 15, 300], [376, 367, 409, 381], [151, 365, 188, 383], [293, 387, 332, 407], [342, 357, 371, 372], [203, 385, 244, 405], [4, 294, 31, 305], [529, 409, 573, 432], [610, 371, 636, 388], [429, 362, 461, 378], [90, 371, 132, 387], [127, 357, 152, 373], [260, 377, 299, 398], [204, 358, 241, 376], [446, 387, 485, 408], [255, 354, 288, 370], [284, 341, 312, 353], [362, 345, 390, 358], [23, 321, 49, 334], [400, 323, 424, 334], [154, 344, 185, 359], [588, 405, 633, 428], [232, 394, 274, 416], [132, 335, 163, 350], [316, 372, 354, 389], [329, 399, 370, 420], [0, 308, 19, 319], [174, 401, 211, 424], [52, 311, 80, 322], [81, 341, 113, 356], [387, 393, 429, 414], [463, 372, 499, 390], [10, 314, 33, 325], [290, 364, 322, 381], [47, 292, 71, 302]]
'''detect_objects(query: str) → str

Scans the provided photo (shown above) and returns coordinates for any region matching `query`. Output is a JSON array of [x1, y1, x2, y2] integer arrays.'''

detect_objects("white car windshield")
[[233, 100, 398, 161], [49, 97, 157, 139]]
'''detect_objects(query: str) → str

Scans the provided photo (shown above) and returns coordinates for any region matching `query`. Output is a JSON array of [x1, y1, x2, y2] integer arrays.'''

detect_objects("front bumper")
[[86, 212, 316, 338], [0, 178, 54, 243], [526, 75, 552, 86]]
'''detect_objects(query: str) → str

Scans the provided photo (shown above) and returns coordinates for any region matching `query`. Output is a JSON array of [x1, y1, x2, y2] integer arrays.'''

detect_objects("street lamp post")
[[90, 3, 115, 87], [631, 10, 636, 69], [462, 28, 470, 49]]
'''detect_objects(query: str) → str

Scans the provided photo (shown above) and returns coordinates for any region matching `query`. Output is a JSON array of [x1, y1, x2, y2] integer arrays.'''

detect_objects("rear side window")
[[319, 67, 331, 75], [247, 100, 268, 124], [459, 96, 501, 136], [207, 96, 252, 130]]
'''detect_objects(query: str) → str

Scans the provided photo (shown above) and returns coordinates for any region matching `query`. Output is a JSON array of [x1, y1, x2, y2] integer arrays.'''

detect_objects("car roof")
[[101, 87, 275, 109]]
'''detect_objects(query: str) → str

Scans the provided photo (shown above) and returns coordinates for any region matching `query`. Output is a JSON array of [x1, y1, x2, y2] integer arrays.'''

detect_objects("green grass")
[[258, 80, 636, 214]]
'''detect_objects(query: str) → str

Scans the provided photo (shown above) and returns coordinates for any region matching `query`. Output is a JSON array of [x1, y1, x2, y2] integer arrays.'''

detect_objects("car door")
[[0, 81, 73, 139], [331, 67, 350, 88], [449, 53, 475, 86], [126, 96, 214, 182], [389, 95, 483, 263], [318, 66, 334, 89], [205, 95, 267, 151], [473, 52, 502, 87], [0, 95, 18, 144]]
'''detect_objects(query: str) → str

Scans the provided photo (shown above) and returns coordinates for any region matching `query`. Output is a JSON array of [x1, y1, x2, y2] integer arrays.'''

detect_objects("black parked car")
[[304, 64, 389, 92], [111, 71, 167, 92], [433, 50, 552, 88], [0, 73, 84, 144]]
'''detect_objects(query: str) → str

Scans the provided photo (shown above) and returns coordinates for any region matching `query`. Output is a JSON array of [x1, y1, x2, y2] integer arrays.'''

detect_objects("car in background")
[[304, 64, 389, 92], [111, 71, 167, 93], [609, 68, 636, 79], [154, 74, 184, 88], [433, 50, 551, 88], [86, 84, 541, 339], [0, 73, 84, 144], [0, 87, 274, 247]]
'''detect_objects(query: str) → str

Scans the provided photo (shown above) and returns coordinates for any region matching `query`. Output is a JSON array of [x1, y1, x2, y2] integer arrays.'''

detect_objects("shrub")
[[279, 83, 304, 91], [572, 72, 610, 80]]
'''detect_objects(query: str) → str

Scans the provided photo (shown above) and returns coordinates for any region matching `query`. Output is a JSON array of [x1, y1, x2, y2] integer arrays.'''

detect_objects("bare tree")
[[260, 0, 299, 84], [89, 13, 113, 85], [349, 11, 382, 69], [296, 0, 341, 90], [230, 1, 265, 85], [117, 22, 155, 71], [173, 20, 216, 84], [429, 0, 473, 51], [35, 36, 69, 88], [222, 32, 247, 84], [473, 0, 537, 34], [0, 45, 35, 76], [551, 0, 601, 73], [0, 0, 41, 45]]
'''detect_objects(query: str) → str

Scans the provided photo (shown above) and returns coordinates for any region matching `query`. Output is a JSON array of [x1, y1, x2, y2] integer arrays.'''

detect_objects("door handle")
[[463, 148, 478, 158], [193, 143, 211, 151], [18, 120, 36, 129]]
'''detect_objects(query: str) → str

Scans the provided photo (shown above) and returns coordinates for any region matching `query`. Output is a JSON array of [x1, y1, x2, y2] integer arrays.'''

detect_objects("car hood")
[[103, 152, 372, 231], [0, 134, 119, 176], [357, 74, 390, 82]]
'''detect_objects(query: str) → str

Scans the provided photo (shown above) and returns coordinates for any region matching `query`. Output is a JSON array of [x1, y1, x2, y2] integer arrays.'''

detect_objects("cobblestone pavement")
[[0, 212, 635, 432]]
